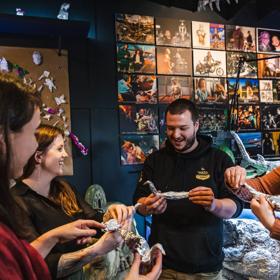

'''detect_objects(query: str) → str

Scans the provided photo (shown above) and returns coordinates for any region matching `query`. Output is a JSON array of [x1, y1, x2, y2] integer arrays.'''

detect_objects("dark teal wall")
[[2, 0, 280, 206]]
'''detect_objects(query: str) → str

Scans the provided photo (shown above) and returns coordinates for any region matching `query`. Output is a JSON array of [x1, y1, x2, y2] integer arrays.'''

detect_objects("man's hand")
[[224, 166, 246, 190], [138, 194, 167, 216], [188, 187, 216, 211], [251, 195, 275, 231]]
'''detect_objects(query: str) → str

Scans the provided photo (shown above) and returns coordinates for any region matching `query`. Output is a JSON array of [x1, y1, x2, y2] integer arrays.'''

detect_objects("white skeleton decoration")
[[44, 77, 57, 92], [55, 95, 66, 106]]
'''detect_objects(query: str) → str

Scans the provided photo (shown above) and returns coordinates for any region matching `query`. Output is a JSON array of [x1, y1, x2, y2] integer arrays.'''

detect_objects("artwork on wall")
[[158, 76, 193, 103], [198, 106, 227, 133], [192, 21, 210, 49], [115, 14, 155, 44], [261, 105, 280, 130], [155, 18, 191, 47], [257, 54, 280, 79], [227, 78, 259, 103], [210, 23, 225, 50], [257, 28, 280, 53], [117, 73, 157, 103], [120, 135, 159, 165], [115, 13, 280, 164], [193, 49, 226, 77], [156, 46, 192, 75], [194, 77, 227, 104], [0, 46, 73, 174], [226, 52, 257, 78], [119, 104, 158, 134], [226, 25, 256, 52]]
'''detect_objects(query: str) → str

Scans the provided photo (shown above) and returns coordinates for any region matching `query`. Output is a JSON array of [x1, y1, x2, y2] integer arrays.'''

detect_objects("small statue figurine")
[[57, 3, 70, 20]]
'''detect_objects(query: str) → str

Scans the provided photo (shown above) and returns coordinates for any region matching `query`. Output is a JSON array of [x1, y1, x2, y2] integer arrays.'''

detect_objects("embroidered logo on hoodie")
[[195, 168, 210, 180]]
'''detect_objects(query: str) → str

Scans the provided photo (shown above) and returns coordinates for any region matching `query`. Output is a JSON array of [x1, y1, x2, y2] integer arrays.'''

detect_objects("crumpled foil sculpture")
[[144, 180, 189, 200], [57, 3, 70, 20], [103, 218, 165, 263]]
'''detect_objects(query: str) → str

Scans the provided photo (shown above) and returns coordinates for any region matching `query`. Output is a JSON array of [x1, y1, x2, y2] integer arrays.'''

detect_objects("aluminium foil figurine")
[[32, 51, 43, 65], [144, 180, 189, 200], [230, 131, 280, 177], [103, 218, 165, 263], [237, 183, 280, 211]]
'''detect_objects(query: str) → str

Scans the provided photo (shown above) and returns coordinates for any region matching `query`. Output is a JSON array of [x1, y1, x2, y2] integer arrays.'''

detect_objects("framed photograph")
[[120, 135, 159, 165], [210, 23, 225, 50], [261, 105, 280, 130], [156, 46, 192, 75], [259, 80, 273, 103], [270, 131, 280, 156], [198, 106, 227, 133], [262, 132, 278, 156], [231, 132, 261, 157], [155, 18, 191, 47], [273, 80, 280, 103], [257, 28, 280, 53], [117, 43, 156, 73], [257, 53, 280, 79], [192, 21, 210, 49], [158, 76, 193, 103], [237, 105, 260, 131], [119, 104, 158, 134], [117, 74, 157, 103], [115, 13, 155, 44], [226, 25, 256, 52], [227, 78, 259, 103], [193, 49, 226, 77], [226, 52, 257, 78], [159, 105, 168, 146], [194, 77, 227, 104]]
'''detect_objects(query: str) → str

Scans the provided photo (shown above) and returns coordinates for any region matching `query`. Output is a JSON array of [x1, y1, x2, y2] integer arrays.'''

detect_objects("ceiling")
[[147, 0, 280, 20]]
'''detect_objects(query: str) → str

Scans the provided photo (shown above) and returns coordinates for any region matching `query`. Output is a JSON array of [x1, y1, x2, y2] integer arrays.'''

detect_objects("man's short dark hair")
[[165, 99, 199, 122]]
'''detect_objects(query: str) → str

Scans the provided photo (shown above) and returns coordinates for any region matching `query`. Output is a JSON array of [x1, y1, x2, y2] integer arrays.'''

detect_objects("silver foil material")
[[144, 180, 189, 200], [240, 183, 280, 211]]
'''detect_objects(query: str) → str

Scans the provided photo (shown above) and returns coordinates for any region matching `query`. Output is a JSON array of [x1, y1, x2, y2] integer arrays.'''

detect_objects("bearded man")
[[133, 99, 243, 280]]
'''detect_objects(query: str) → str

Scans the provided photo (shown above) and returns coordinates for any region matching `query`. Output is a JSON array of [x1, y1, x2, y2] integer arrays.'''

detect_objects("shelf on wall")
[[0, 13, 90, 38]]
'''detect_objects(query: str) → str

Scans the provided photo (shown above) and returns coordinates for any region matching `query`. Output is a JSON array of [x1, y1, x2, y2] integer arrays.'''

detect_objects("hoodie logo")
[[195, 168, 210, 180]]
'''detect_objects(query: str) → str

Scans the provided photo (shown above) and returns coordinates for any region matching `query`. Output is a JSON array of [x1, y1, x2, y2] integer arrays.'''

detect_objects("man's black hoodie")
[[133, 135, 243, 273]]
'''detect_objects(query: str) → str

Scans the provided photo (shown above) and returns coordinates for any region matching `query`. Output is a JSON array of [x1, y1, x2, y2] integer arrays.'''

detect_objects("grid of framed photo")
[[115, 14, 280, 165]]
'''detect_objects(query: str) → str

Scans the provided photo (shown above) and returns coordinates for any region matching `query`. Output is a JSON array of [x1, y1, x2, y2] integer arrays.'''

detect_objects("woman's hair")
[[0, 73, 41, 236], [22, 124, 82, 216]]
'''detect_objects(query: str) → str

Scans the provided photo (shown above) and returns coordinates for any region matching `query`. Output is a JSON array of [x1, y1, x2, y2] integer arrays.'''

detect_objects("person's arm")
[[56, 231, 122, 278]]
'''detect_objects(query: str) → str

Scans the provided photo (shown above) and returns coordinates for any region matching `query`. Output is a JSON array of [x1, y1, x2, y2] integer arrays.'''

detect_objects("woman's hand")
[[104, 204, 135, 225], [125, 251, 162, 280]]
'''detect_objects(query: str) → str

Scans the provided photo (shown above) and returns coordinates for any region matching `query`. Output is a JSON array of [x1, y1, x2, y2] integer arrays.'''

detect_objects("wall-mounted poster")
[[227, 78, 259, 103], [193, 49, 226, 77], [262, 132, 277, 156], [226, 25, 256, 52], [156, 46, 192, 75], [155, 18, 191, 47], [0, 46, 72, 175], [210, 23, 225, 50], [261, 105, 280, 130], [273, 80, 280, 103], [237, 105, 260, 131], [198, 106, 227, 133], [226, 52, 257, 78], [117, 43, 156, 73], [120, 135, 159, 165], [192, 21, 210, 49], [271, 131, 280, 155], [231, 132, 261, 157], [117, 74, 157, 103], [115, 13, 155, 44], [257, 28, 280, 53], [259, 80, 274, 103], [257, 54, 280, 79], [158, 76, 193, 103], [119, 104, 158, 134], [194, 77, 227, 104]]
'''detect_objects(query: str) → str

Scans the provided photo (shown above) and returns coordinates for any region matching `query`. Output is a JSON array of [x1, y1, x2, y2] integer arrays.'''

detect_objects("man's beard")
[[171, 130, 197, 153]]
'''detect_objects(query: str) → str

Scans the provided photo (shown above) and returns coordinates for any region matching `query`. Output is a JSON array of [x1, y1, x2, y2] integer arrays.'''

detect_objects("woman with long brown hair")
[[12, 124, 136, 279]]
